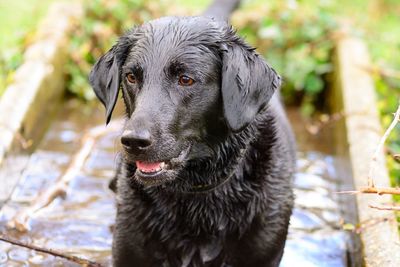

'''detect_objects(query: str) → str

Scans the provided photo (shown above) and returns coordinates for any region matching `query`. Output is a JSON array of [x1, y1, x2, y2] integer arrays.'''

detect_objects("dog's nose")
[[121, 129, 153, 150]]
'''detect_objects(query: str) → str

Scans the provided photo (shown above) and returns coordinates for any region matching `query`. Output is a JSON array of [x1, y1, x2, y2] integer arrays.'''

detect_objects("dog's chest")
[[136, 191, 261, 267], [139, 187, 258, 237], [152, 236, 228, 267]]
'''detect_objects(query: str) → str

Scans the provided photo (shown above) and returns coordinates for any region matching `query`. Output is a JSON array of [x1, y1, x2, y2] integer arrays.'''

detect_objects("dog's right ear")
[[89, 31, 136, 124], [89, 46, 121, 124]]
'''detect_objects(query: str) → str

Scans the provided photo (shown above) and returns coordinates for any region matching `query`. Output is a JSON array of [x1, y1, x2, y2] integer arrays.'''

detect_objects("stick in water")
[[0, 234, 103, 267]]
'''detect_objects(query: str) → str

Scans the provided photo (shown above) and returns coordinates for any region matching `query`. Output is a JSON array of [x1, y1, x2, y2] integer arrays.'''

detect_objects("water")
[[0, 100, 355, 266]]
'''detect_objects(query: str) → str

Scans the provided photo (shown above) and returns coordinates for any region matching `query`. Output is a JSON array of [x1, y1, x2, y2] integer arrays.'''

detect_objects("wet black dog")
[[90, 15, 296, 267]]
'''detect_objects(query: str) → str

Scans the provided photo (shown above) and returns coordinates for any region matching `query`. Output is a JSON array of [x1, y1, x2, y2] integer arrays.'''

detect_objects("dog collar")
[[185, 148, 248, 194], [185, 171, 235, 194]]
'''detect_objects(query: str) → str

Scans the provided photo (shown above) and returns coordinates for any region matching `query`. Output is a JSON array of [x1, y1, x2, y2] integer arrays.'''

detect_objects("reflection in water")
[[0, 102, 352, 266], [281, 151, 350, 267]]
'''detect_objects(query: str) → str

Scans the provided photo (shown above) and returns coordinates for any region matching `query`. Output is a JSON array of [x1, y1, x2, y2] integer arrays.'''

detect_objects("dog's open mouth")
[[133, 145, 191, 186], [136, 161, 166, 176]]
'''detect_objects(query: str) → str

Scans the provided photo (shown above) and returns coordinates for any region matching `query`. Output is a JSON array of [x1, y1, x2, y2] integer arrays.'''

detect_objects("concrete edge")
[[332, 33, 400, 266], [0, 2, 83, 167]]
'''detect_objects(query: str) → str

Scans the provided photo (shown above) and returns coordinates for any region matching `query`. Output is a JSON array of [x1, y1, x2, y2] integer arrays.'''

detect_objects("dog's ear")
[[89, 32, 135, 124], [89, 46, 120, 124], [221, 40, 281, 132]]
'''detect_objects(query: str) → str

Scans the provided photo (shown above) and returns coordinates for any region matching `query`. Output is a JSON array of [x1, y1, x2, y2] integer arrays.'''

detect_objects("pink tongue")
[[136, 161, 162, 173]]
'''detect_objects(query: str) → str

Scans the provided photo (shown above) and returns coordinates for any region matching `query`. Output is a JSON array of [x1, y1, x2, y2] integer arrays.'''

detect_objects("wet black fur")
[[90, 16, 296, 267]]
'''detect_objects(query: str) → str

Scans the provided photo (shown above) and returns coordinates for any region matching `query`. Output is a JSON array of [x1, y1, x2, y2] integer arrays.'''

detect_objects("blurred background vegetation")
[[0, 0, 399, 196], [0, 0, 56, 94]]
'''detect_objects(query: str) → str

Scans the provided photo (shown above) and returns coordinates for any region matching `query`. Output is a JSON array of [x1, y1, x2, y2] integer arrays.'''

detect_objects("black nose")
[[121, 129, 153, 150]]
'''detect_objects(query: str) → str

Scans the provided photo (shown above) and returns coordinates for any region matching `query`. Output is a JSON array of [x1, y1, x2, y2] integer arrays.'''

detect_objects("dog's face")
[[90, 16, 281, 186]]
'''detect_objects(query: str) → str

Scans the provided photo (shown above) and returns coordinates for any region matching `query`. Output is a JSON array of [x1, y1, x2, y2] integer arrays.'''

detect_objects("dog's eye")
[[126, 73, 137, 84], [178, 75, 195, 86]]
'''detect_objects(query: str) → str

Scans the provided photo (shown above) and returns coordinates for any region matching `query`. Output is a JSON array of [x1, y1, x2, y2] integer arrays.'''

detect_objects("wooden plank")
[[0, 2, 83, 202], [332, 33, 400, 266]]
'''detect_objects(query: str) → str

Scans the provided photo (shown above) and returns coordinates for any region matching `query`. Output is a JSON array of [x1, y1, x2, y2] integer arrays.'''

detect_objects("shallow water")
[[0, 100, 354, 266]]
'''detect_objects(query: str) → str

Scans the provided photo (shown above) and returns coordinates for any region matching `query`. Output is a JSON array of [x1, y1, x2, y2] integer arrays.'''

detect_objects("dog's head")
[[89, 16, 280, 186]]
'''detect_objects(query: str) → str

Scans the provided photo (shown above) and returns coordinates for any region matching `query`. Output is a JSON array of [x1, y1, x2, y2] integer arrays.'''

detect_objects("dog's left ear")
[[221, 40, 281, 132]]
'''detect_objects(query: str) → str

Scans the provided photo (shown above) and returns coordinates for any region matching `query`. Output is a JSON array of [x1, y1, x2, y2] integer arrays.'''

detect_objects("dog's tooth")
[[160, 162, 165, 169]]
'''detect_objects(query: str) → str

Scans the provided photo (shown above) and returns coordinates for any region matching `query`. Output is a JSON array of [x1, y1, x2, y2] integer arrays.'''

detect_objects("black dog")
[[90, 14, 296, 267]]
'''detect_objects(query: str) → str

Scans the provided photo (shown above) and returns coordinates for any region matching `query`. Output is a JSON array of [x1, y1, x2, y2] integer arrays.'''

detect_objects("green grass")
[[0, 0, 56, 95], [0, 0, 56, 49]]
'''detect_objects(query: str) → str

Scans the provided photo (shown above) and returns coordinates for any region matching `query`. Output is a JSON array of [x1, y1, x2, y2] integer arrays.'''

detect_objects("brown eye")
[[126, 73, 137, 84], [178, 75, 195, 86]]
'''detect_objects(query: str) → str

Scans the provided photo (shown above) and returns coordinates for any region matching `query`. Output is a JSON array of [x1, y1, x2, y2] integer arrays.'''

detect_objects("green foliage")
[[0, 0, 54, 96], [234, 2, 337, 116], [65, 0, 165, 100], [0, 49, 23, 96]]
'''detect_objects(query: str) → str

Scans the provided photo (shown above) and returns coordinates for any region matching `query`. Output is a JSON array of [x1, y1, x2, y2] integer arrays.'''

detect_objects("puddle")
[[0, 101, 355, 266]]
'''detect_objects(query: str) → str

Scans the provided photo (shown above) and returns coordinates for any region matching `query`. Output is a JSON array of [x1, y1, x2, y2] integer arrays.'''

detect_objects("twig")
[[361, 64, 400, 80], [14, 132, 33, 150], [7, 120, 122, 232], [369, 205, 400, 211], [340, 217, 392, 234], [337, 186, 400, 195], [354, 216, 393, 234], [0, 234, 103, 267], [367, 102, 400, 187]]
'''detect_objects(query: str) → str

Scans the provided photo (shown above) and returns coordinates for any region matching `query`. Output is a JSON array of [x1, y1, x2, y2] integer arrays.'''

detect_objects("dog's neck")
[[183, 166, 237, 193], [171, 122, 258, 194]]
